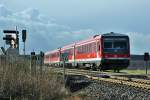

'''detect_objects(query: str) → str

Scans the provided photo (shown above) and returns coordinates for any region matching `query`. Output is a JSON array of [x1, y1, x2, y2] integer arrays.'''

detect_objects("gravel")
[[66, 75, 150, 100], [80, 80, 150, 100]]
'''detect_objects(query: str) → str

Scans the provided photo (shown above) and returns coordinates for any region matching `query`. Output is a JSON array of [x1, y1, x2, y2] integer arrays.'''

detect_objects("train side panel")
[[44, 32, 130, 71]]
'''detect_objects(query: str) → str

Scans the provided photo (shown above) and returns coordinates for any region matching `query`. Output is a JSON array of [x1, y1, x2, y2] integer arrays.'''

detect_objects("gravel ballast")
[[80, 80, 150, 100], [66, 75, 150, 100]]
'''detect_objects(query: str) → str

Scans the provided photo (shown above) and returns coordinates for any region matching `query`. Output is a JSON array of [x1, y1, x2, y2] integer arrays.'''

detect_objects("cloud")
[[126, 32, 150, 54], [0, 5, 94, 54], [0, 4, 12, 17], [0, 4, 149, 55]]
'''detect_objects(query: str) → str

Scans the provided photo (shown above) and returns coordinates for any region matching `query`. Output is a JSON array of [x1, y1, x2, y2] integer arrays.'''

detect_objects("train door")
[[96, 39, 101, 68], [72, 45, 76, 67]]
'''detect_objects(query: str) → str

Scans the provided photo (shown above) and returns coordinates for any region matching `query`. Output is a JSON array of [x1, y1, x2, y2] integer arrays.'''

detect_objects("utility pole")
[[16, 26, 19, 53]]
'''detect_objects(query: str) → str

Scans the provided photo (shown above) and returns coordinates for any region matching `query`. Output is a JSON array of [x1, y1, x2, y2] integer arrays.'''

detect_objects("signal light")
[[144, 52, 149, 61], [22, 30, 27, 42], [31, 52, 35, 55], [40, 51, 44, 57]]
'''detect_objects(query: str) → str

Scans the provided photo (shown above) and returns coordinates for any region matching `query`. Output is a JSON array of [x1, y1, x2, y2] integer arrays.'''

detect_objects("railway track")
[[49, 67, 150, 91]]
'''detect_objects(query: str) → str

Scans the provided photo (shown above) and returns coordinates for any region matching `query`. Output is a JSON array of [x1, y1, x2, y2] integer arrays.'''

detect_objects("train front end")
[[100, 33, 130, 71]]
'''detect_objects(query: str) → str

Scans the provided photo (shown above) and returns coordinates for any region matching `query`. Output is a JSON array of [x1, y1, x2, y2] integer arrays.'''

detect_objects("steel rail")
[[49, 67, 150, 91]]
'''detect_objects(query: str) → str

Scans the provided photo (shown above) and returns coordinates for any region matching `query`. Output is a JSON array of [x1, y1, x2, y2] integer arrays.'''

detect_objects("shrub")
[[0, 56, 68, 100]]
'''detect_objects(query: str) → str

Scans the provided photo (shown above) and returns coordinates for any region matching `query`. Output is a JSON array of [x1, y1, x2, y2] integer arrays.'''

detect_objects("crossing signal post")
[[3, 30, 19, 48], [144, 52, 149, 75], [3, 29, 19, 55], [22, 30, 27, 55], [61, 52, 69, 84]]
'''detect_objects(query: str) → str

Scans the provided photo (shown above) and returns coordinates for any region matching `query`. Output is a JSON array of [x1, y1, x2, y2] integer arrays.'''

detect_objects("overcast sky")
[[0, 0, 150, 54]]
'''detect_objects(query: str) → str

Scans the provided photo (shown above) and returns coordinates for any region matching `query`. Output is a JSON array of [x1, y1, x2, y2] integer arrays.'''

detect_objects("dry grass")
[[0, 56, 68, 100]]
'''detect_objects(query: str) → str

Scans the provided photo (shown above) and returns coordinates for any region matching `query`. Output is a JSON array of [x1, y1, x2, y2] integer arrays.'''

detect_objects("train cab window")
[[114, 41, 127, 49], [104, 42, 112, 48]]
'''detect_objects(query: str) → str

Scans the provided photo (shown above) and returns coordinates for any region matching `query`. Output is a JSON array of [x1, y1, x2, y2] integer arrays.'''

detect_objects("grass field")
[[120, 69, 150, 75], [102, 69, 150, 75]]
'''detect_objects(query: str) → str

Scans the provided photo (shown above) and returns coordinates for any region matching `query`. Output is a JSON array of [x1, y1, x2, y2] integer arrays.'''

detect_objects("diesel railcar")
[[44, 32, 130, 72]]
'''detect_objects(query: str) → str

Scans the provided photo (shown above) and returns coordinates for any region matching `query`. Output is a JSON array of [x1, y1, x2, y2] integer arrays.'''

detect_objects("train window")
[[77, 46, 82, 53], [91, 43, 92, 52], [89, 43, 92, 52], [86, 44, 88, 53], [77, 47, 80, 53], [66, 49, 72, 55], [85, 45, 87, 53], [57, 52, 59, 57], [89, 44, 91, 52], [114, 41, 127, 49], [92, 43, 96, 52], [104, 42, 112, 48], [86, 45, 88, 53], [83, 45, 86, 53], [51, 54, 53, 58], [81, 45, 84, 53], [69, 49, 73, 55], [84, 45, 86, 53], [80, 47, 82, 53], [87, 44, 89, 53], [79, 46, 81, 53]]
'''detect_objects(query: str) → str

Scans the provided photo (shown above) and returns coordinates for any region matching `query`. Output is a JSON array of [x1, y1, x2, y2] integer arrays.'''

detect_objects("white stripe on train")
[[45, 57, 130, 64]]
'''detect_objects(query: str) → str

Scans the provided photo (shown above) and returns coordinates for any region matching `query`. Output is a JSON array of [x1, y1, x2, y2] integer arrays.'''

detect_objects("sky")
[[0, 0, 150, 54]]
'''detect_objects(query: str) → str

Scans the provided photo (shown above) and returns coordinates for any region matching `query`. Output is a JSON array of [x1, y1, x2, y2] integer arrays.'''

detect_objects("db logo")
[[114, 55, 117, 57]]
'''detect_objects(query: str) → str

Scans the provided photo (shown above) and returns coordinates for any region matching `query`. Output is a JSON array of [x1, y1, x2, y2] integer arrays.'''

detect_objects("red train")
[[44, 32, 130, 72]]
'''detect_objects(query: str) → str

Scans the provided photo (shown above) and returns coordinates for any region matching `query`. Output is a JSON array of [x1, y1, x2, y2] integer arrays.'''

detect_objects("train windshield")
[[103, 37, 129, 53]]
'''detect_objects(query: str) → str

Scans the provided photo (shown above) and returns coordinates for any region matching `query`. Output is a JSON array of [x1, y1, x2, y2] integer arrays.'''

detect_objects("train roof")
[[45, 49, 59, 55], [45, 32, 129, 55], [61, 43, 74, 50], [102, 32, 128, 37], [61, 34, 102, 48], [76, 35, 102, 45]]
